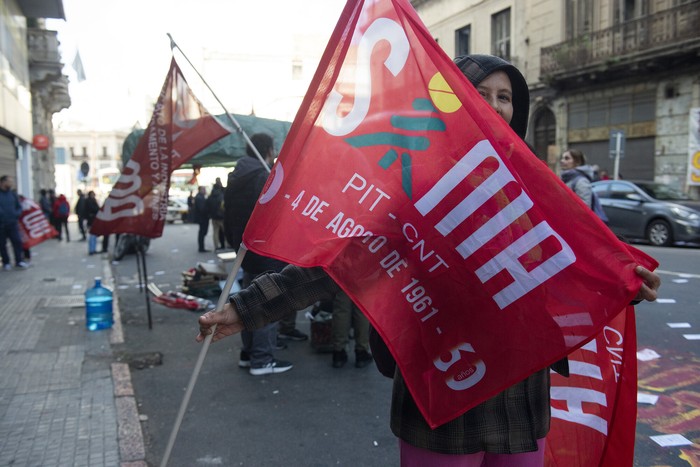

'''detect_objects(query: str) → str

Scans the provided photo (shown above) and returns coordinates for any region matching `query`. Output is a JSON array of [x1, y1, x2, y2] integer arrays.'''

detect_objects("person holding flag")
[[197, 54, 661, 466]]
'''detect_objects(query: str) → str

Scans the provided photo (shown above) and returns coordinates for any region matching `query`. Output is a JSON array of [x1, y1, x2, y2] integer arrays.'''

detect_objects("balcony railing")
[[541, 1, 700, 80]]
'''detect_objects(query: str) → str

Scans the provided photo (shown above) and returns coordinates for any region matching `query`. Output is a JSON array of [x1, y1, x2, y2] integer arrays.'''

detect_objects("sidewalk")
[[0, 225, 146, 467]]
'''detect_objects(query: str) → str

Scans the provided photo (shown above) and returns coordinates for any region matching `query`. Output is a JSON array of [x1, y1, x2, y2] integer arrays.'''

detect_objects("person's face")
[[0, 177, 14, 190], [560, 151, 575, 170], [476, 71, 513, 125]]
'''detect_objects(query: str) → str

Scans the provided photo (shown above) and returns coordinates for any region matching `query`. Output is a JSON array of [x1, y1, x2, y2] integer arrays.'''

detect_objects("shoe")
[[278, 329, 309, 341], [16, 261, 29, 269], [249, 359, 293, 376], [275, 342, 288, 351], [355, 350, 374, 369], [239, 350, 251, 368], [332, 350, 348, 369], [2, 264, 11, 271], [198, 249, 210, 253]]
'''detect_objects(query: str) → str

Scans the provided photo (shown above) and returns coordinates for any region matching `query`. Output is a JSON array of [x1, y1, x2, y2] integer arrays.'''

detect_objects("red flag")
[[242, 0, 658, 428], [90, 58, 230, 237], [18, 196, 58, 248], [546, 307, 638, 466]]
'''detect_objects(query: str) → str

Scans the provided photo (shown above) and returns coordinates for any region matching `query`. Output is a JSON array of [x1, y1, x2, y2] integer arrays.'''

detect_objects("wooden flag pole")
[[160, 245, 248, 467]]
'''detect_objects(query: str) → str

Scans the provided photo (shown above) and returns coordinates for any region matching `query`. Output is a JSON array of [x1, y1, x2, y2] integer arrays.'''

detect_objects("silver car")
[[591, 180, 700, 246]]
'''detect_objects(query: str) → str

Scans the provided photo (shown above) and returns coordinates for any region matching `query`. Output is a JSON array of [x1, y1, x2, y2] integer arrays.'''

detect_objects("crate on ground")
[[181, 262, 227, 299], [305, 303, 333, 353]]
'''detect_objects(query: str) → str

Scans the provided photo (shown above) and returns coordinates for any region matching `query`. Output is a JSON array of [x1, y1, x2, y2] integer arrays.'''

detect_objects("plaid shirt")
[[230, 265, 550, 454]]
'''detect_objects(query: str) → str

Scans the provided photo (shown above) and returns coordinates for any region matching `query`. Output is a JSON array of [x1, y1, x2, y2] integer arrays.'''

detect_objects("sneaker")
[[278, 329, 309, 341], [355, 350, 374, 369], [332, 350, 348, 369], [238, 350, 251, 368], [249, 359, 293, 376], [16, 261, 29, 269], [2, 264, 11, 271], [275, 341, 288, 351]]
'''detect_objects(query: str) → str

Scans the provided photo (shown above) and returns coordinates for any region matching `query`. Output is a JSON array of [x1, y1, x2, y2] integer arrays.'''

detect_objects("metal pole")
[[613, 132, 622, 180], [139, 244, 153, 330], [160, 246, 248, 467], [167, 34, 270, 174]]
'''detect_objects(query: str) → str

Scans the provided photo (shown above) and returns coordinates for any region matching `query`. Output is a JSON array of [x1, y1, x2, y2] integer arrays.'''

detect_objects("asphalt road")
[[112, 225, 700, 466]]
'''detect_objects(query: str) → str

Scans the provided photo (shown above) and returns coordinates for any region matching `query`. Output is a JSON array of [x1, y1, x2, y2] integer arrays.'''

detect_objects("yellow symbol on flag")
[[428, 73, 462, 114]]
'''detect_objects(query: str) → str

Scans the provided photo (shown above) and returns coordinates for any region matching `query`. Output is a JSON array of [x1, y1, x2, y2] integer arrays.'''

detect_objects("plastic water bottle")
[[85, 277, 113, 331]]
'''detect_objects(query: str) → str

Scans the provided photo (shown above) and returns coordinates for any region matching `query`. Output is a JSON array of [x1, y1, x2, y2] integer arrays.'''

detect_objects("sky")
[[48, 0, 346, 132]]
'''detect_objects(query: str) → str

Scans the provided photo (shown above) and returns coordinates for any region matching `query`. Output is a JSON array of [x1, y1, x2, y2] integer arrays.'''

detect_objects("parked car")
[[166, 198, 189, 223], [591, 180, 700, 246]]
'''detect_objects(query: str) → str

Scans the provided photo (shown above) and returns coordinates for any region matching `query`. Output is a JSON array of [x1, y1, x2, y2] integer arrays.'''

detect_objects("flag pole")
[[160, 34, 264, 466], [160, 245, 248, 467], [167, 33, 270, 174]]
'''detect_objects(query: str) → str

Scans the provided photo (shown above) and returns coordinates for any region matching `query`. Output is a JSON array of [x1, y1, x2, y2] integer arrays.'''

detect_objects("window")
[[292, 59, 303, 80], [81, 146, 87, 157], [102, 146, 108, 158], [455, 25, 471, 56], [55, 147, 66, 164], [491, 8, 511, 61]]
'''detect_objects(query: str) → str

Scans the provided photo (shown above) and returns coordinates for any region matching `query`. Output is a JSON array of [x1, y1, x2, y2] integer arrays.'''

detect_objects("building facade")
[[411, 0, 700, 195], [0, 0, 69, 200], [52, 129, 128, 203]]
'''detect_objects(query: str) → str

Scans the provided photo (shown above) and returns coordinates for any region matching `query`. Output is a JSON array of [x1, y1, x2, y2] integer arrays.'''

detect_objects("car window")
[[609, 182, 636, 200], [592, 183, 610, 198], [636, 182, 690, 201]]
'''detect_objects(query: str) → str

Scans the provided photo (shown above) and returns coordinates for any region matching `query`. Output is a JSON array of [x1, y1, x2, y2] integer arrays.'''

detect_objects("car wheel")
[[646, 219, 672, 246], [113, 235, 129, 260]]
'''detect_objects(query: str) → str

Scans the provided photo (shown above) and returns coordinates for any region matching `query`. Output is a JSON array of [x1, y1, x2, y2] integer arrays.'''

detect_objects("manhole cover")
[[38, 296, 85, 308]]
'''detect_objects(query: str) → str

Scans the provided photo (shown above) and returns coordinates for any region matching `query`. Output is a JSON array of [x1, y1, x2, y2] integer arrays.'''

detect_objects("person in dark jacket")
[[0, 175, 28, 270], [198, 55, 662, 465], [75, 189, 87, 241], [192, 186, 210, 252], [206, 183, 226, 250], [84, 191, 100, 255], [223, 133, 293, 375]]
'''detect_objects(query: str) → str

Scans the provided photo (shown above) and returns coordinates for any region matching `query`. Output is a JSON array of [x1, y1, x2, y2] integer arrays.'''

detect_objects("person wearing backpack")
[[52, 193, 71, 241], [560, 149, 609, 223]]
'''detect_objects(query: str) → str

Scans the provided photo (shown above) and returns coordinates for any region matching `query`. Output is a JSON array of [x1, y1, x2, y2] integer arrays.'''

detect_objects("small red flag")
[[242, 0, 657, 446], [90, 58, 229, 238], [546, 306, 638, 466], [18, 196, 58, 249]]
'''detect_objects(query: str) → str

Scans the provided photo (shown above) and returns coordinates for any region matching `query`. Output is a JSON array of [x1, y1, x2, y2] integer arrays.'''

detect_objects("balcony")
[[28, 27, 70, 114], [540, 1, 700, 87]]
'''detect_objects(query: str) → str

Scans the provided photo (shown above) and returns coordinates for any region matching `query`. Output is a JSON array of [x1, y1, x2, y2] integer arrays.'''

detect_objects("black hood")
[[453, 54, 530, 139]]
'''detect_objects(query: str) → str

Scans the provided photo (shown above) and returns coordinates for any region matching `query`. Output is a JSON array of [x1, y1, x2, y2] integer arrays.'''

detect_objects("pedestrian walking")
[[52, 194, 71, 241], [0, 175, 29, 270], [75, 189, 87, 241]]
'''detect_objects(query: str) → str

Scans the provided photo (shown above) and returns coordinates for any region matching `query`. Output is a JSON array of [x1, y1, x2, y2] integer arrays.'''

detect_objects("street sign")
[[609, 129, 625, 159]]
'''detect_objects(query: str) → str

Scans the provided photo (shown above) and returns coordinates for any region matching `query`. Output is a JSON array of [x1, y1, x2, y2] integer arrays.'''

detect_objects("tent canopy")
[[121, 113, 293, 168]]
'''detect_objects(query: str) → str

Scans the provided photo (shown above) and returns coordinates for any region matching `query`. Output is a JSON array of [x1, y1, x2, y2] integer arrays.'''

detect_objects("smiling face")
[[476, 71, 513, 125]]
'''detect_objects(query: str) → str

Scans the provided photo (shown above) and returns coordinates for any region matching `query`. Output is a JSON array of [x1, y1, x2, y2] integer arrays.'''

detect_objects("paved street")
[[0, 221, 698, 467]]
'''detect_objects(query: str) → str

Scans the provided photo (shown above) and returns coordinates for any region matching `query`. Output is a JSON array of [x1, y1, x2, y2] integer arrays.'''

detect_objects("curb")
[[104, 257, 148, 467]]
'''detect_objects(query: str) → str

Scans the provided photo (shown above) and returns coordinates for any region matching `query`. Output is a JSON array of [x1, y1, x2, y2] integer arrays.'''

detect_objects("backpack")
[[58, 200, 70, 217], [591, 191, 609, 223]]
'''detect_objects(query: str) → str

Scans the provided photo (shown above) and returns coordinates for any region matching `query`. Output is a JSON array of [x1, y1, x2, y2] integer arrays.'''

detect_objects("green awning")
[[121, 113, 292, 168]]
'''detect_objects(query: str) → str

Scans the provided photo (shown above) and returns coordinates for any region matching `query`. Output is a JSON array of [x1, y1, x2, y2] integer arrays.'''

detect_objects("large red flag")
[[546, 306, 638, 466], [242, 0, 657, 429], [90, 58, 230, 237]]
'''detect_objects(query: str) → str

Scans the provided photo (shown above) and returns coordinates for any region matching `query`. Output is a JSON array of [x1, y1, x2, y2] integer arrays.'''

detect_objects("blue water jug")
[[85, 277, 113, 331]]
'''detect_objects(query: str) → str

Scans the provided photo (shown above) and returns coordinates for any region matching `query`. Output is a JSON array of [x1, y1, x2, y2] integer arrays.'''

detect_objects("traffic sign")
[[609, 129, 625, 159]]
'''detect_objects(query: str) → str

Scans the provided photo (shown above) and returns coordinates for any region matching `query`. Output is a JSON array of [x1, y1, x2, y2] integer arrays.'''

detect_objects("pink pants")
[[400, 438, 546, 467]]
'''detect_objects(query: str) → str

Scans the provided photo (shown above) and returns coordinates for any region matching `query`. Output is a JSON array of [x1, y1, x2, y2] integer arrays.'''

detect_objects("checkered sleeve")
[[230, 265, 340, 330]]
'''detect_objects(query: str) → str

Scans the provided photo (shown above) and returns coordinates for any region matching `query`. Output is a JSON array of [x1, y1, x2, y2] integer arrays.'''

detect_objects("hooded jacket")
[[561, 164, 596, 207], [453, 54, 530, 139]]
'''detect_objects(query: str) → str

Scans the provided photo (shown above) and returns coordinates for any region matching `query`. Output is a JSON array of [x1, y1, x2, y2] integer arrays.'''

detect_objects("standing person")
[[206, 182, 226, 251], [193, 186, 210, 252], [559, 149, 595, 207], [0, 175, 28, 270], [39, 189, 52, 219], [224, 133, 293, 375], [84, 191, 100, 255], [186, 190, 195, 223], [330, 290, 373, 369], [52, 194, 71, 242], [198, 54, 662, 466], [74, 189, 87, 241]]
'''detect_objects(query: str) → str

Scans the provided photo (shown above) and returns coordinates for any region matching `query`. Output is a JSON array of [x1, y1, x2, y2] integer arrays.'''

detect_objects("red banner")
[[18, 196, 58, 249], [546, 307, 638, 466], [243, 0, 657, 428], [90, 58, 230, 237]]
